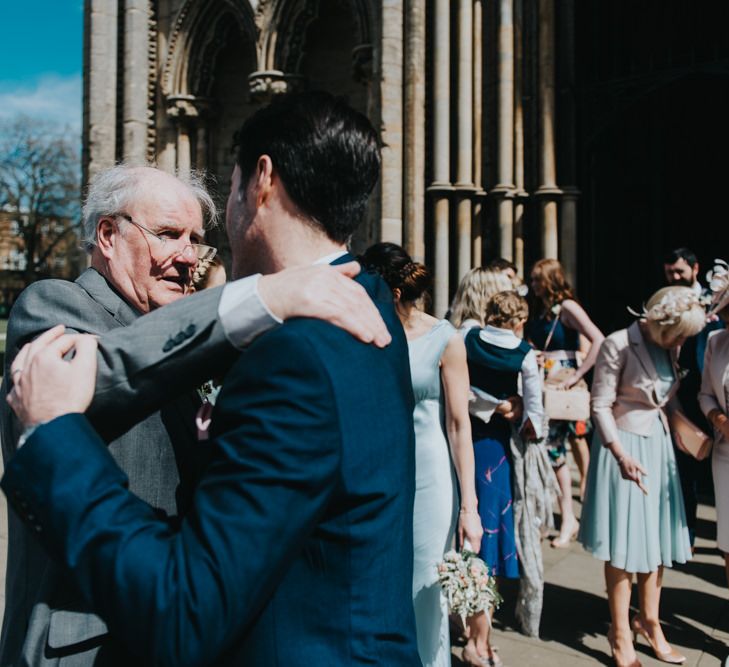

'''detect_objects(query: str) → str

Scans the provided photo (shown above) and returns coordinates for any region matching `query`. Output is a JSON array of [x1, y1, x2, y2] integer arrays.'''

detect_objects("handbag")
[[543, 368, 591, 421], [540, 313, 591, 422], [669, 409, 712, 461]]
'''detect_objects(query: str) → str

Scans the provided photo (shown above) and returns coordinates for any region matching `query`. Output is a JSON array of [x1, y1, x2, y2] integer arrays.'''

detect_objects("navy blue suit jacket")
[[2, 262, 421, 667]]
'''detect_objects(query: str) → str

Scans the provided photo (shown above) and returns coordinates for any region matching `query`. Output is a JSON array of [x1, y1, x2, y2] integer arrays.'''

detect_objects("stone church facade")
[[84, 1, 729, 325]]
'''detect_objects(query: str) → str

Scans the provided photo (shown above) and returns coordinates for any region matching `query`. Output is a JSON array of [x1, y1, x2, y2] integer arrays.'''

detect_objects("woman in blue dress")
[[361, 243, 483, 667], [526, 259, 604, 547], [461, 291, 544, 666], [580, 286, 705, 667]]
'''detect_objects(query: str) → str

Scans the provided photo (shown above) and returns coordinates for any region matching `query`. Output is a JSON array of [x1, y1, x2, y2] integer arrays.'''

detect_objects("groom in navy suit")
[[3, 93, 421, 666]]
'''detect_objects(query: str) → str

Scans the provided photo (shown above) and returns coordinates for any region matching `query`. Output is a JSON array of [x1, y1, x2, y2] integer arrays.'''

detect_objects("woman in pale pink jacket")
[[579, 286, 705, 667], [699, 260, 729, 589]]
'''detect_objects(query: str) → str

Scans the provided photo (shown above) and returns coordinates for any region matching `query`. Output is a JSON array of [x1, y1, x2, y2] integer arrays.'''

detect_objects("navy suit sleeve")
[[1, 325, 341, 667]]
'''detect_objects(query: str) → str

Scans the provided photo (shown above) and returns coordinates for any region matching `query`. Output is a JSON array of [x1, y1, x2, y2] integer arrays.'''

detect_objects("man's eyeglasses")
[[115, 213, 217, 264]]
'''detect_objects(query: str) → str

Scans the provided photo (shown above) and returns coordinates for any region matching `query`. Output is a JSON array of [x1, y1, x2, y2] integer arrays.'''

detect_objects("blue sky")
[[0, 2, 83, 131]]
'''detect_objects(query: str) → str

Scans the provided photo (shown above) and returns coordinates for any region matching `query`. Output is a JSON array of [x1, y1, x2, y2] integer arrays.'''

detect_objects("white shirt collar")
[[479, 324, 523, 349], [314, 250, 349, 265]]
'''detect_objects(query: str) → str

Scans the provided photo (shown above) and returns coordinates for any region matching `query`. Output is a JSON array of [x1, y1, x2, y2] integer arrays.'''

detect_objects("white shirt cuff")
[[218, 275, 282, 349]]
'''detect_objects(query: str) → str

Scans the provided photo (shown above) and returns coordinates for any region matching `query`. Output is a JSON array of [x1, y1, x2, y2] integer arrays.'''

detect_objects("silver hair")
[[81, 164, 219, 252]]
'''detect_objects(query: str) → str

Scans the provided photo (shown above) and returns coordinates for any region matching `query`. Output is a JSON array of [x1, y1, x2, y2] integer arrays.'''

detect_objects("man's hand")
[[7, 325, 98, 427], [258, 262, 391, 347]]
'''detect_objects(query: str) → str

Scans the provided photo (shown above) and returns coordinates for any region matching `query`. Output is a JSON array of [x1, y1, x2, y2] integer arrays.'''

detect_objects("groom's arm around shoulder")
[[1, 320, 342, 667]]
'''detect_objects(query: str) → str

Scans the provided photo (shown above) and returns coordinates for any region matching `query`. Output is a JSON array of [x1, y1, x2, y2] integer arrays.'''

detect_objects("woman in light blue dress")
[[361, 243, 482, 667], [579, 286, 706, 667]]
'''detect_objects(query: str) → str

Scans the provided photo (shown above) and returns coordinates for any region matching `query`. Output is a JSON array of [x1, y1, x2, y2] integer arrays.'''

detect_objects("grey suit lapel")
[[76, 268, 140, 326]]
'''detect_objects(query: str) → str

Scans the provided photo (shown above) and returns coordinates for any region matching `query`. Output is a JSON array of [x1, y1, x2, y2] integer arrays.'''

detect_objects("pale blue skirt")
[[579, 417, 691, 573]]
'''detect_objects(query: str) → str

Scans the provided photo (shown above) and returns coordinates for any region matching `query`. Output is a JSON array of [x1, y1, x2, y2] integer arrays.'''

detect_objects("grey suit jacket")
[[0, 268, 235, 667]]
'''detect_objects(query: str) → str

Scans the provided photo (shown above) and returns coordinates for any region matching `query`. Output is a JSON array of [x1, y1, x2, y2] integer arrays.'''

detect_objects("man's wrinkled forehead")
[[134, 178, 205, 236]]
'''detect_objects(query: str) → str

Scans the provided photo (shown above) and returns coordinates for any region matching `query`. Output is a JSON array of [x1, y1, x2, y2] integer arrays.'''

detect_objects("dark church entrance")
[[573, 1, 729, 333]]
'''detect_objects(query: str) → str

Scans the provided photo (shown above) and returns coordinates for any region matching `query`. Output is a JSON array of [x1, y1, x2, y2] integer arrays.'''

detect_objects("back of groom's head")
[[233, 91, 380, 243]]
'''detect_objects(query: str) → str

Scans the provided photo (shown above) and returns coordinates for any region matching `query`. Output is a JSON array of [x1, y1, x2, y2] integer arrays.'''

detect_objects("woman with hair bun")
[[579, 286, 705, 667], [360, 242, 482, 667]]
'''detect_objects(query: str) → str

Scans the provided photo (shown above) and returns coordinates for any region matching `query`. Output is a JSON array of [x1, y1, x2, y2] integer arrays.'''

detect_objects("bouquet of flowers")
[[436, 549, 501, 623]]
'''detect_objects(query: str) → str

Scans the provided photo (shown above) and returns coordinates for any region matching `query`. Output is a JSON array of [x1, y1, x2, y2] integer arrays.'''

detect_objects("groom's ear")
[[254, 155, 274, 208]]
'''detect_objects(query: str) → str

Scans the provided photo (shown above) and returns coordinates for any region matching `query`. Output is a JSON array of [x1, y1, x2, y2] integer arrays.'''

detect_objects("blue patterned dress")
[[465, 328, 530, 579]]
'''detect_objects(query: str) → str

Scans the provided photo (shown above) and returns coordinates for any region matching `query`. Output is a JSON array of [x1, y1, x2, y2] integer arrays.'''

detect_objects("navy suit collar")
[[330, 252, 355, 266]]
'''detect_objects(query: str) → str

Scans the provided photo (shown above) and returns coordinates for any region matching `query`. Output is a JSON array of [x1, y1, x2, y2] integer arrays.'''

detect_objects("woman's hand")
[[520, 418, 537, 442], [717, 417, 729, 442], [458, 511, 483, 555], [496, 395, 524, 422], [616, 453, 648, 495], [558, 374, 580, 390], [710, 410, 729, 441]]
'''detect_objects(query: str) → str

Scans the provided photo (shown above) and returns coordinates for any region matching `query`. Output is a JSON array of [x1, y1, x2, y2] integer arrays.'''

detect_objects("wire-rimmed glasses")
[[115, 213, 217, 264]]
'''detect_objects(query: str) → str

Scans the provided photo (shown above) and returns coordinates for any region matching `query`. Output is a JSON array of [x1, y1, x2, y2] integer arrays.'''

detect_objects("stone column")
[[513, 0, 526, 276], [157, 127, 176, 173], [536, 0, 560, 259], [558, 0, 579, 284], [403, 0, 426, 262], [455, 0, 474, 280], [176, 125, 191, 177], [472, 0, 485, 267], [195, 125, 208, 171], [560, 187, 580, 285], [83, 0, 118, 183], [380, 0, 404, 244], [428, 0, 453, 315], [166, 96, 212, 177], [123, 0, 150, 164], [492, 0, 516, 261]]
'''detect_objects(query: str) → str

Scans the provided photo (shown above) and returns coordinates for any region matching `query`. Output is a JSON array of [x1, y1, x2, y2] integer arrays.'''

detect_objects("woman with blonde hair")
[[450, 267, 513, 330], [580, 286, 705, 667], [526, 258, 604, 547], [361, 242, 483, 667]]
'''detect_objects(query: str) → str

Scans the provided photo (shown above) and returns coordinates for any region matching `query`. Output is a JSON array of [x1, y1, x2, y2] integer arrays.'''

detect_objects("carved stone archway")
[[160, 0, 257, 174]]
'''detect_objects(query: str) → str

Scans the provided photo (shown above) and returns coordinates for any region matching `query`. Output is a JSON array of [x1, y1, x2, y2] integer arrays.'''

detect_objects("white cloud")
[[0, 75, 82, 134]]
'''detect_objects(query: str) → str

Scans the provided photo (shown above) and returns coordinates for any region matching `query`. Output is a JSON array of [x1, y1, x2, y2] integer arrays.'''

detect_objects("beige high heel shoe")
[[631, 616, 686, 664], [607, 624, 642, 667]]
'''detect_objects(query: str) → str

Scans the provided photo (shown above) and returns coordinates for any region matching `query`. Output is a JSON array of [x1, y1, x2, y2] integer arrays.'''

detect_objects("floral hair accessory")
[[707, 259, 729, 315], [627, 290, 701, 326]]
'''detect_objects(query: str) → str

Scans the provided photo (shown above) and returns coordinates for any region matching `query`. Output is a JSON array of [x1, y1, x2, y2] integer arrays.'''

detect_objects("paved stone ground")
[[452, 497, 729, 666]]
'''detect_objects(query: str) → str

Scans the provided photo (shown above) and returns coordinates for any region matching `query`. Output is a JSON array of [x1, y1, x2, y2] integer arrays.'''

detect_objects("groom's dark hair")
[[233, 91, 381, 243]]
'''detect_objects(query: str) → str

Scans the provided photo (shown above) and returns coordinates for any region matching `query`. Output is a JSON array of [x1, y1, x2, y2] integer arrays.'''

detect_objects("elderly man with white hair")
[[0, 163, 388, 667]]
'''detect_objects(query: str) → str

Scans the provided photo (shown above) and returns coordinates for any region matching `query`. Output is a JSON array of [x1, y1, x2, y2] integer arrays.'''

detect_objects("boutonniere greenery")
[[197, 380, 221, 405]]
